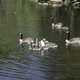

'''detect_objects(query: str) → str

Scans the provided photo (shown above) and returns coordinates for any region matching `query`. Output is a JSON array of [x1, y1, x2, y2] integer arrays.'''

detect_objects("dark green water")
[[0, 0, 80, 80]]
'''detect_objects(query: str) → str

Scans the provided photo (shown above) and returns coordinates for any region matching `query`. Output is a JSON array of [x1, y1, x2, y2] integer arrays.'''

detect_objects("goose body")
[[65, 31, 80, 47], [55, 22, 63, 29], [52, 22, 69, 31], [61, 26, 69, 31], [19, 33, 33, 45], [52, 22, 62, 30], [22, 38, 33, 44], [48, 0, 63, 7], [38, 2, 48, 6], [65, 38, 80, 47]]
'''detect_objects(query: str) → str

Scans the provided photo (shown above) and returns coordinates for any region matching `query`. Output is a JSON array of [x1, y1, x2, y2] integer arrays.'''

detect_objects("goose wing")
[[23, 37, 33, 44], [70, 38, 80, 45], [70, 38, 80, 41]]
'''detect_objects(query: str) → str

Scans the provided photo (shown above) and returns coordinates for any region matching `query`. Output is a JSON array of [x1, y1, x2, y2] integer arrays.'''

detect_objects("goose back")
[[23, 37, 34, 44], [66, 38, 80, 47]]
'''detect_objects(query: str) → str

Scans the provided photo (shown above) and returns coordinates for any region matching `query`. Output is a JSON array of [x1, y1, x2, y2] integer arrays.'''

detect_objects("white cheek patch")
[[19, 39, 23, 45]]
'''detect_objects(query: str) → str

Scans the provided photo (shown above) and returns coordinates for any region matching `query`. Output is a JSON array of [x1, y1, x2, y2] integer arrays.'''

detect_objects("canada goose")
[[52, 22, 69, 32], [62, 26, 69, 31], [38, 2, 48, 6], [39, 38, 58, 50], [48, 0, 63, 7], [72, 1, 80, 9], [30, 38, 58, 51], [19, 33, 34, 45], [65, 31, 80, 47], [55, 22, 63, 29]]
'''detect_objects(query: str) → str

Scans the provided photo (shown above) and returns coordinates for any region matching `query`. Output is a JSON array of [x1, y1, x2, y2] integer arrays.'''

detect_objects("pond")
[[0, 0, 80, 80]]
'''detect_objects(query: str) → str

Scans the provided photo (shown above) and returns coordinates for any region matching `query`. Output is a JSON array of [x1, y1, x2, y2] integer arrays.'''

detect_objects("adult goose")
[[39, 38, 58, 50], [52, 22, 69, 32], [38, 2, 48, 6], [65, 31, 80, 47], [19, 33, 34, 45]]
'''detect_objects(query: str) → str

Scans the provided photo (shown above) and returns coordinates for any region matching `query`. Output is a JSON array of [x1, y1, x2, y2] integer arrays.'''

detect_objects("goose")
[[38, 2, 48, 6], [19, 33, 34, 45], [52, 22, 69, 32], [65, 31, 80, 47], [62, 26, 69, 31], [31, 38, 58, 51], [55, 22, 63, 30], [34, 0, 48, 6], [72, 2, 80, 9], [48, 0, 63, 7], [39, 38, 58, 50]]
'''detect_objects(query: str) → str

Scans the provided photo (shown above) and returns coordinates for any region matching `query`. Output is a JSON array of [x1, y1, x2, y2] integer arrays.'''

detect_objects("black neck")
[[66, 31, 70, 40], [20, 33, 23, 39]]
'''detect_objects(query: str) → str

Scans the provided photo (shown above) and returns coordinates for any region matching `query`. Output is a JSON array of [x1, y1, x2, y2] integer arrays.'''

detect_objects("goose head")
[[65, 30, 71, 46], [19, 32, 23, 39], [19, 33, 24, 45], [65, 31, 70, 40]]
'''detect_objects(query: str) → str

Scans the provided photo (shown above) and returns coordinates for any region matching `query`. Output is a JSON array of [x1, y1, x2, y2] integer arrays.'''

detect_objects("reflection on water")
[[0, 46, 67, 80], [0, 0, 80, 80]]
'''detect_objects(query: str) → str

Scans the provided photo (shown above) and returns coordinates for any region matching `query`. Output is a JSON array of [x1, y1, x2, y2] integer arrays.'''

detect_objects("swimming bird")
[[48, 0, 63, 7], [65, 31, 80, 47], [52, 22, 69, 32], [55, 22, 63, 30], [38, 2, 48, 6], [34, 0, 48, 6], [72, 1, 80, 9], [39, 38, 58, 50], [19, 33, 34, 45], [31, 38, 58, 52]]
